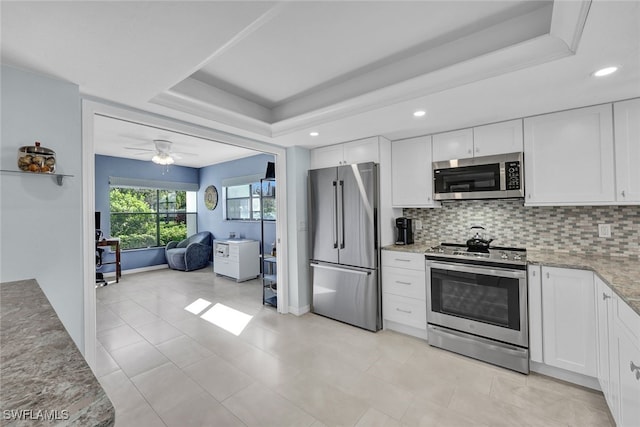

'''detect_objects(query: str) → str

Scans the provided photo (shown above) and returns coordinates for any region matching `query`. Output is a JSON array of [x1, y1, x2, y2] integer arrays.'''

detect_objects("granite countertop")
[[0, 279, 115, 427], [527, 250, 640, 316], [382, 244, 640, 316]]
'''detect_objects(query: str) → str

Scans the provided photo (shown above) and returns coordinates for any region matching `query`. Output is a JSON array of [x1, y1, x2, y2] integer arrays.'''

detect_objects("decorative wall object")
[[204, 185, 218, 210], [404, 200, 639, 259]]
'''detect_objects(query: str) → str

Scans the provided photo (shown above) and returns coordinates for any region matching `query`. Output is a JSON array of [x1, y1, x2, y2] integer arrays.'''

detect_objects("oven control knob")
[[500, 252, 508, 259], [513, 253, 522, 261]]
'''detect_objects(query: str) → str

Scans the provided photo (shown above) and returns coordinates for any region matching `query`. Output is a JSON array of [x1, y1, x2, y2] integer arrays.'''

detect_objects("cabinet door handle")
[[546, 272, 550, 279], [395, 258, 411, 262], [475, 147, 479, 153], [621, 190, 626, 198], [395, 281, 411, 285], [602, 293, 611, 300], [396, 308, 412, 314], [631, 361, 640, 380], [467, 149, 472, 154], [532, 270, 536, 277]]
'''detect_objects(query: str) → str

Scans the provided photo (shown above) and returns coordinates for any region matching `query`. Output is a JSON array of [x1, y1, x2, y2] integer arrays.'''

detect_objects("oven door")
[[426, 260, 528, 347]]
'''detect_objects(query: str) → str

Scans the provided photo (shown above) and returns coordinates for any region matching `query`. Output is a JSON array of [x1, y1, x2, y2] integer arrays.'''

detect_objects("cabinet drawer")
[[382, 250, 425, 271], [383, 293, 427, 330], [214, 258, 239, 278], [382, 267, 425, 300]]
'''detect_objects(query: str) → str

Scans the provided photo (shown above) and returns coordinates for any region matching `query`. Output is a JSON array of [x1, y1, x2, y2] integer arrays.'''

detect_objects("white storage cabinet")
[[391, 136, 438, 208], [523, 104, 615, 205], [527, 265, 544, 363], [541, 266, 597, 377], [309, 136, 379, 169], [432, 119, 523, 161], [613, 294, 640, 427], [213, 239, 260, 282], [613, 98, 640, 203], [595, 275, 619, 421], [381, 250, 427, 339]]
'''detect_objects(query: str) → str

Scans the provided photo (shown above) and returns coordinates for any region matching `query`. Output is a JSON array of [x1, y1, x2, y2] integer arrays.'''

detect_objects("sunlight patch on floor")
[[184, 298, 212, 315], [200, 303, 253, 336]]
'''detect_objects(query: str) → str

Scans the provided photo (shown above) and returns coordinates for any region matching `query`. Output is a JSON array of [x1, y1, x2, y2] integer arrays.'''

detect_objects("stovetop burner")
[[425, 243, 527, 266]]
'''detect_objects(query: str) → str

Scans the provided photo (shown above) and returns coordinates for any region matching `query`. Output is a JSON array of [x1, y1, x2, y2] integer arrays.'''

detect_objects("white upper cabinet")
[[391, 136, 438, 207], [473, 119, 524, 157], [310, 137, 379, 169], [541, 266, 597, 377], [432, 128, 473, 162], [524, 104, 615, 205], [614, 98, 640, 203], [432, 120, 523, 162]]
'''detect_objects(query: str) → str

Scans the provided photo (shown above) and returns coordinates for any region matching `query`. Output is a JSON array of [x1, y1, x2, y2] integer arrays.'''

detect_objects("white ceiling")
[[2, 1, 639, 168]]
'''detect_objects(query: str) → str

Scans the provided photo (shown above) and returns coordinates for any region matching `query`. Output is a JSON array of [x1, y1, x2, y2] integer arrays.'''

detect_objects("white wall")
[[0, 66, 84, 350], [286, 146, 311, 313]]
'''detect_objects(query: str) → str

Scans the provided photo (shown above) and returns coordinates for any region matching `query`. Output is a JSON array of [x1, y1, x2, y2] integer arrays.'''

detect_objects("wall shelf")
[[0, 169, 74, 186]]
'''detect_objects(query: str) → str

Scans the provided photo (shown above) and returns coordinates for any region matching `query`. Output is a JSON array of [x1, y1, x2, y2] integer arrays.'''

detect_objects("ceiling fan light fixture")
[[152, 152, 175, 165]]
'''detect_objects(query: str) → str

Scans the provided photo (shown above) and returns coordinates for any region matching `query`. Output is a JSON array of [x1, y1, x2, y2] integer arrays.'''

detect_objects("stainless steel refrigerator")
[[309, 162, 381, 331]]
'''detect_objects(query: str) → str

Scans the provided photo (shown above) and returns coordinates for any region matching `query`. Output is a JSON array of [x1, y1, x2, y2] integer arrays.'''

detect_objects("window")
[[110, 187, 197, 250], [224, 180, 276, 221]]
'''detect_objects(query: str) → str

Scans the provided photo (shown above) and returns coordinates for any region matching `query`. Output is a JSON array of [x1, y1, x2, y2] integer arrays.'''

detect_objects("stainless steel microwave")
[[433, 152, 524, 200]]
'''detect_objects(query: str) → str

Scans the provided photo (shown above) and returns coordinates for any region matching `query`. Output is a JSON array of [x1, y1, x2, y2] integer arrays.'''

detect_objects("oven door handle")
[[427, 261, 526, 279]]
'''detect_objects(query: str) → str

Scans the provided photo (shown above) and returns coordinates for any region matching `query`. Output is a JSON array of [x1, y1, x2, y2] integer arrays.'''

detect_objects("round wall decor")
[[204, 185, 218, 210]]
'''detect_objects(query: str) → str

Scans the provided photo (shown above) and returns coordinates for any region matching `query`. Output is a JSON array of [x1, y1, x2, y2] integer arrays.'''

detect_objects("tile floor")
[[95, 267, 614, 427]]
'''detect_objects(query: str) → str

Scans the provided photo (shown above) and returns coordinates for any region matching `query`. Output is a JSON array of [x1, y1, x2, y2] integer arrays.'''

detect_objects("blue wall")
[[198, 153, 276, 255], [95, 155, 200, 272], [95, 153, 277, 272]]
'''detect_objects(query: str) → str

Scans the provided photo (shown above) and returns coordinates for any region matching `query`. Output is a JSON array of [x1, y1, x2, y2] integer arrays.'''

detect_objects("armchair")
[[165, 231, 213, 271]]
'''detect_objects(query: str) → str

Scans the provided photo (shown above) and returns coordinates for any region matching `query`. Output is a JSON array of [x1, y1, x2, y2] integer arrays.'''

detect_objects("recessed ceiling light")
[[309, 131, 319, 137], [413, 110, 426, 117], [593, 66, 618, 77]]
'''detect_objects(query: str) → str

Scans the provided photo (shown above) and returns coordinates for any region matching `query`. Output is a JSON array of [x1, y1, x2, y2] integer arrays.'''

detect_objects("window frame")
[[109, 186, 198, 250]]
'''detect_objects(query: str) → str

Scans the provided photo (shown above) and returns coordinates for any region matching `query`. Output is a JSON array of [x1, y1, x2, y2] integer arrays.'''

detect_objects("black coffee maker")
[[395, 217, 414, 245]]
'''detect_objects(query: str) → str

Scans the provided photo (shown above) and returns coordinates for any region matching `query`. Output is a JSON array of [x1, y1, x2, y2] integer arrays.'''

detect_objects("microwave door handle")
[[500, 162, 507, 191]]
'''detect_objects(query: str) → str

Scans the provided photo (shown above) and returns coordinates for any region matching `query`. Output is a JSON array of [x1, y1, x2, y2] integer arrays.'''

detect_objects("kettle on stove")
[[466, 226, 494, 251]]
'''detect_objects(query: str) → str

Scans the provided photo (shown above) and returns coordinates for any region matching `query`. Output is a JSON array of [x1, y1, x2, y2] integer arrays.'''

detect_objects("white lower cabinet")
[[213, 240, 260, 282], [381, 250, 427, 338], [527, 265, 543, 363], [541, 266, 597, 377], [613, 295, 640, 427], [595, 275, 619, 422]]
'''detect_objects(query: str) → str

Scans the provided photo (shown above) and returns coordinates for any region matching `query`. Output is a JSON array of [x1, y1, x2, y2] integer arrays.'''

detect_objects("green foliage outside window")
[[110, 187, 195, 250]]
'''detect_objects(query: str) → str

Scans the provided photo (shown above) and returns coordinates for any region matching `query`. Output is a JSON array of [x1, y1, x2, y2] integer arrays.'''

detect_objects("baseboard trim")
[[101, 264, 169, 278], [288, 305, 310, 316], [383, 320, 429, 340], [530, 361, 601, 391]]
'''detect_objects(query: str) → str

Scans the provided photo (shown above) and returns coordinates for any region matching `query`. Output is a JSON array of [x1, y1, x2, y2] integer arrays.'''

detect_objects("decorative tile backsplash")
[[404, 200, 639, 259]]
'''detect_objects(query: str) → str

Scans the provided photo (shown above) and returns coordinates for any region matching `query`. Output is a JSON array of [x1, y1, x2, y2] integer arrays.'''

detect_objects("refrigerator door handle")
[[338, 180, 345, 249], [332, 181, 338, 249], [310, 262, 371, 276]]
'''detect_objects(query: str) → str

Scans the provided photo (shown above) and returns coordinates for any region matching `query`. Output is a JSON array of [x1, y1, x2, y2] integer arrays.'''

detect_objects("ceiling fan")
[[124, 139, 194, 165]]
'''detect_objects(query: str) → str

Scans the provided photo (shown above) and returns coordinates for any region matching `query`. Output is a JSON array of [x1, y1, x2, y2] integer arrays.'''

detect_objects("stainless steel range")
[[426, 243, 529, 374]]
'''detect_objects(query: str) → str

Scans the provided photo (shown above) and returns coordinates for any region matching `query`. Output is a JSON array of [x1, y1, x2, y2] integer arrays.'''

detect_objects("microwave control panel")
[[506, 161, 521, 190]]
